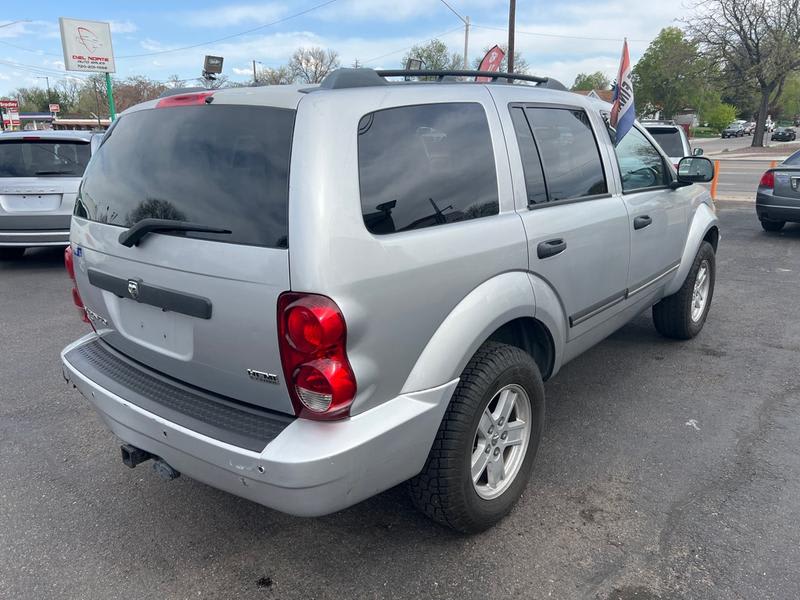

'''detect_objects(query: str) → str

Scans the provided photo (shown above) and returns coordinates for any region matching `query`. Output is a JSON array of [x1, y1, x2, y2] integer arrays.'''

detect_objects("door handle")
[[537, 238, 567, 259], [634, 215, 652, 230]]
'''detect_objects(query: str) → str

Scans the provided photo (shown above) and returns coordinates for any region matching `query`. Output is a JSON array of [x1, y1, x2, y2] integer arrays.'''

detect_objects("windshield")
[[0, 140, 90, 177], [75, 104, 295, 248], [646, 128, 685, 157]]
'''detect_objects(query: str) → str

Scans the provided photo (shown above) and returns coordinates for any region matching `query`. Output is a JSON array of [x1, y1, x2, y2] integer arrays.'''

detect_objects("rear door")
[[506, 103, 630, 338], [71, 99, 297, 414]]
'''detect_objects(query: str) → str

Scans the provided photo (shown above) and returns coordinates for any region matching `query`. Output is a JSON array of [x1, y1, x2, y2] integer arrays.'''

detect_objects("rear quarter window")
[[75, 104, 294, 248], [357, 102, 499, 234]]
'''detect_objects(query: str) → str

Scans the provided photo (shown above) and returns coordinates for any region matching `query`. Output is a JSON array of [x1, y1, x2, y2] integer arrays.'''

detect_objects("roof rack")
[[316, 68, 567, 91]]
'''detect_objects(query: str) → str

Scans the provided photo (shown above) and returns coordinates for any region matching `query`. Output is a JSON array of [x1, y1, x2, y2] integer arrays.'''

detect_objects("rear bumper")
[[0, 229, 69, 246], [61, 333, 456, 517], [756, 192, 800, 223], [0, 214, 71, 246]]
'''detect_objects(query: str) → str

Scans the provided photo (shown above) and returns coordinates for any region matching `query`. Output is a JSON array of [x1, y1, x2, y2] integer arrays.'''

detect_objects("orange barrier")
[[769, 160, 778, 169], [710, 160, 720, 201]]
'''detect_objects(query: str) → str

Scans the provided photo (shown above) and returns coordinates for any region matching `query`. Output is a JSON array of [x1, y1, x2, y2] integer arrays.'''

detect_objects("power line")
[[362, 25, 465, 65], [471, 23, 649, 44], [437, 0, 468, 25], [0, 58, 87, 79], [117, 0, 340, 59]]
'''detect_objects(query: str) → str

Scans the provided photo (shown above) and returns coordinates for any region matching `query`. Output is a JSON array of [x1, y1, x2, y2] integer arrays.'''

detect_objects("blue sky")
[[0, 0, 682, 96]]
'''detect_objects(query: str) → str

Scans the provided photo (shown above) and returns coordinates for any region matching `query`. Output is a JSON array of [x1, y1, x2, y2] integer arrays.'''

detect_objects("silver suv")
[[61, 69, 719, 532], [0, 130, 100, 259]]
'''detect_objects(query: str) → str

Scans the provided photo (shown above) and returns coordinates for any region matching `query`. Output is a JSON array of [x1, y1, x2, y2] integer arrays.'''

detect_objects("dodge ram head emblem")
[[127, 279, 140, 300]]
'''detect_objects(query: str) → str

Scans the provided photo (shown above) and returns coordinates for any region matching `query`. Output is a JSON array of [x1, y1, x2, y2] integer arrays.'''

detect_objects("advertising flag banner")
[[610, 39, 635, 144], [476, 45, 505, 82]]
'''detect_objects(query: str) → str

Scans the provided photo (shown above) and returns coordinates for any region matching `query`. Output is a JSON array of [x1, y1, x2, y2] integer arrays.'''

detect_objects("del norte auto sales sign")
[[59, 18, 115, 73]]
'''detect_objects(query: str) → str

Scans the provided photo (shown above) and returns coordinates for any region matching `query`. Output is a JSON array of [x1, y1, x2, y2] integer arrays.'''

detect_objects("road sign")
[[59, 17, 116, 73], [49, 103, 60, 113], [0, 99, 19, 111], [2, 111, 20, 127], [203, 55, 224, 74]]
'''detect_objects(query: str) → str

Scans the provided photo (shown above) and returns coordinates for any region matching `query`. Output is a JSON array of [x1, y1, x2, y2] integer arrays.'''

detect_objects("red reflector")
[[759, 170, 775, 189], [156, 91, 215, 108], [278, 292, 356, 420], [64, 246, 75, 280]]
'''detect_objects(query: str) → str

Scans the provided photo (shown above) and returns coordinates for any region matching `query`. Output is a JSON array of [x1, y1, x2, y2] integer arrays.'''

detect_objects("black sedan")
[[756, 149, 800, 231], [771, 127, 797, 142]]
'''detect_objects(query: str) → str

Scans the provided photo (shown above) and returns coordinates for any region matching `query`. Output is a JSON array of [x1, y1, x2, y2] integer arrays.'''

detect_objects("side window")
[[524, 107, 608, 201], [614, 127, 669, 192], [358, 103, 499, 235], [509, 107, 548, 205]]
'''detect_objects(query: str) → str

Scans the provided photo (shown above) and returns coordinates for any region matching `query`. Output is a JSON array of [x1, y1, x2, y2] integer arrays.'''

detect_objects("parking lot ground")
[[2, 203, 800, 600]]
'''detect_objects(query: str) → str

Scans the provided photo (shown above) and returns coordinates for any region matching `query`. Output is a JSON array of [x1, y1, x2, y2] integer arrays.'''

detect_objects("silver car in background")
[[642, 120, 698, 168], [0, 130, 99, 259]]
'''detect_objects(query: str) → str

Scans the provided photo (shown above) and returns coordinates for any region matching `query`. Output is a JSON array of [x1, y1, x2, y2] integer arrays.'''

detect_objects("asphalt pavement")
[[2, 205, 800, 600]]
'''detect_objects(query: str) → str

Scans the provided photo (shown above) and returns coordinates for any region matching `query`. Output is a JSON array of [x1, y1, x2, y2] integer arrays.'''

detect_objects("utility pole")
[[36, 76, 52, 103], [438, 0, 470, 69], [253, 60, 258, 85], [507, 0, 516, 75]]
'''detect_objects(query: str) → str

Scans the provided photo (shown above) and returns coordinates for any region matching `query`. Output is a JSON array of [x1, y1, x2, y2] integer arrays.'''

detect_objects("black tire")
[[760, 219, 785, 232], [0, 247, 25, 260], [409, 341, 545, 533], [653, 241, 715, 340]]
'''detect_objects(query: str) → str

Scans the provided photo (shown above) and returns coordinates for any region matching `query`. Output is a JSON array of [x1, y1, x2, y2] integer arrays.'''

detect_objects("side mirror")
[[692, 147, 704, 156], [675, 156, 714, 185]]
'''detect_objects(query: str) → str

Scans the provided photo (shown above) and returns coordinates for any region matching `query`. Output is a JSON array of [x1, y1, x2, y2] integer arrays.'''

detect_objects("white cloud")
[[110, 20, 139, 34], [180, 3, 287, 27], [232, 66, 252, 75]]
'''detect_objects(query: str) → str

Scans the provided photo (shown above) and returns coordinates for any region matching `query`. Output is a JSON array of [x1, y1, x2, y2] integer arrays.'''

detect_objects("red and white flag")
[[476, 45, 505, 82]]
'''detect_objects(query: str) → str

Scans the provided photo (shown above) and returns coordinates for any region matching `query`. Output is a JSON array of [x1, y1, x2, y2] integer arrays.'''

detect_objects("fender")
[[665, 201, 720, 296], [401, 271, 565, 394]]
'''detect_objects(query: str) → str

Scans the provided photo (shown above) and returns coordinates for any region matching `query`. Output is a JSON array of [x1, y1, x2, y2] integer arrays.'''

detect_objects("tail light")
[[759, 170, 775, 189], [278, 292, 356, 420], [64, 246, 91, 325]]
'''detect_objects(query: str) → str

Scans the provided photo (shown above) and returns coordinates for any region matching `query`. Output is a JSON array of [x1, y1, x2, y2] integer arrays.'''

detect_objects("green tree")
[[705, 102, 738, 132], [571, 71, 610, 91], [632, 27, 712, 119], [686, 0, 800, 146], [402, 39, 463, 71]]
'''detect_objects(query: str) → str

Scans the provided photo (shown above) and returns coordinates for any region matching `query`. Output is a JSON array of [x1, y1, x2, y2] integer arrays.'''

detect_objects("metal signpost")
[[59, 17, 117, 120]]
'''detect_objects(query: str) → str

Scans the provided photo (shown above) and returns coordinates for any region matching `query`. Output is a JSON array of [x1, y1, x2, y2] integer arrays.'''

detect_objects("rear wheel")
[[0, 247, 25, 260], [653, 241, 715, 340], [409, 341, 544, 533], [760, 219, 785, 232]]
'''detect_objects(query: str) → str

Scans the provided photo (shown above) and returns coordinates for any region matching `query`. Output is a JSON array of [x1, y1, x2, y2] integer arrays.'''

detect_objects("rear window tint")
[[645, 127, 685, 157], [358, 103, 499, 235], [76, 105, 294, 248], [786, 150, 800, 165], [0, 140, 90, 178]]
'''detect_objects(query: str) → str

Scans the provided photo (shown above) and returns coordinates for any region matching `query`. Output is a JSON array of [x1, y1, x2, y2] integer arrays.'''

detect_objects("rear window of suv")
[[75, 104, 294, 248], [358, 103, 499, 235], [645, 127, 685, 157], [0, 140, 90, 178]]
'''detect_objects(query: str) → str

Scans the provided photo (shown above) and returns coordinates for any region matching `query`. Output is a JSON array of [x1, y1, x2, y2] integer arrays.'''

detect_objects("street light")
[[438, 0, 470, 69], [252, 60, 263, 85]]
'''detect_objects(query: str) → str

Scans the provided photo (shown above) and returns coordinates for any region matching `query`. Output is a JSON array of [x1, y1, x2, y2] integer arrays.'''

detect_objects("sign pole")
[[105, 72, 116, 120]]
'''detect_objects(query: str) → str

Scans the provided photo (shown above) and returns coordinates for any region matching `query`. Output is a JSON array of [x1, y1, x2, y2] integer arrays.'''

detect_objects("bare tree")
[[165, 74, 186, 89], [197, 74, 229, 89], [257, 65, 293, 85], [289, 47, 340, 84], [685, 0, 800, 146]]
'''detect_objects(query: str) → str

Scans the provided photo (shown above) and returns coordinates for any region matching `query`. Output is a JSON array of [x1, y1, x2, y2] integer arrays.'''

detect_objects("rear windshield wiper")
[[35, 170, 76, 176], [119, 218, 232, 247]]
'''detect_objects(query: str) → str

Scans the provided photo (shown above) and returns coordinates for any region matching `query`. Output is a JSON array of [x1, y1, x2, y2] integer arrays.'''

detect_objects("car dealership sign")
[[59, 17, 116, 73]]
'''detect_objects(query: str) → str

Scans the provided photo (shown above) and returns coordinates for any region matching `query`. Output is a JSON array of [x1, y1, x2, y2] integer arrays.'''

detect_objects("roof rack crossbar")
[[375, 69, 549, 85]]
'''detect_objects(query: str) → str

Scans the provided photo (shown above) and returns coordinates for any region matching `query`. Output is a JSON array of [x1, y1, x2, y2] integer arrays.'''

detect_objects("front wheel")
[[653, 241, 715, 340], [409, 342, 544, 533]]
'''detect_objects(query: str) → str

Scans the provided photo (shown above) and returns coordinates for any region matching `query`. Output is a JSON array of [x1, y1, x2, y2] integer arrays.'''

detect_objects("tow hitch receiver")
[[120, 444, 153, 468]]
